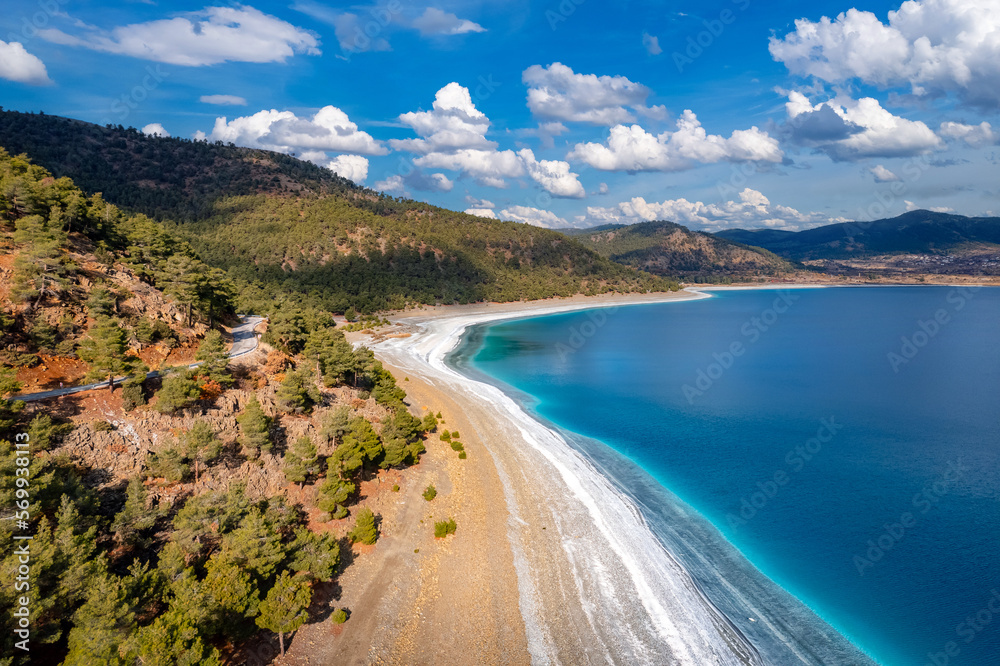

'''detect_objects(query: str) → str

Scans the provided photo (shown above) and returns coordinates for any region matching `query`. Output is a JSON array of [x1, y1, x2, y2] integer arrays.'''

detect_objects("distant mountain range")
[[564, 221, 792, 281], [715, 211, 1000, 261]]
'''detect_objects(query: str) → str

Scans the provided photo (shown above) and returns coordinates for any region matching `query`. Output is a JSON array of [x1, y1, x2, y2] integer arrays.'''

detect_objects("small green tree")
[[319, 405, 351, 445], [237, 396, 272, 456], [112, 476, 158, 547], [289, 526, 341, 581], [283, 435, 319, 487], [195, 329, 231, 386], [146, 445, 190, 484], [422, 484, 437, 501], [155, 371, 201, 414], [64, 574, 136, 665], [127, 609, 221, 666], [121, 377, 146, 411], [255, 571, 312, 656], [86, 286, 116, 317], [78, 316, 141, 391], [421, 412, 438, 433], [183, 420, 222, 484], [331, 608, 348, 624], [276, 368, 321, 414], [316, 477, 355, 520], [348, 507, 377, 545]]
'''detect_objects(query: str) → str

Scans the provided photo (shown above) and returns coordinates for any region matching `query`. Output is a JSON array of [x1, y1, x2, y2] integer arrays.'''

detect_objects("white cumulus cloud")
[[939, 121, 996, 147], [770, 0, 1000, 108], [578, 188, 838, 232], [326, 154, 368, 184], [498, 205, 571, 229], [199, 106, 387, 155], [200, 94, 248, 106], [0, 40, 51, 85], [785, 91, 942, 160], [412, 8, 486, 35], [870, 165, 901, 182], [567, 111, 782, 171], [392, 82, 584, 196], [523, 62, 665, 126], [642, 32, 662, 55], [141, 123, 170, 137], [39, 5, 320, 66], [464, 208, 498, 219]]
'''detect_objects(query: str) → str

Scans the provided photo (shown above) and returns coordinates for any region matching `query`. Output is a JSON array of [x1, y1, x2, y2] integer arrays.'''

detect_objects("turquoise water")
[[462, 287, 1000, 666]]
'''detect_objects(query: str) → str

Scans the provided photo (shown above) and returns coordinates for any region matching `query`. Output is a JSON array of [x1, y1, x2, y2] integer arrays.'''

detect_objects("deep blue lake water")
[[467, 287, 1000, 666]]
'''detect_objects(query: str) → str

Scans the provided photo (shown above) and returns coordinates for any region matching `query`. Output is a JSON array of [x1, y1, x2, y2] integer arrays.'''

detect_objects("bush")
[[332, 609, 348, 625], [349, 507, 377, 545], [450, 441, 464, 452], [92, 420, 114, 432], [434, 518, 457, 538], [155, 371, 201, 414], [392, 484, 399, 492], [439, 430, 451, 441], [332, 505, 349, 520], [146, 446, 190, 484], [121, 377, 146, 411], [421, 412, 437, 433], [450, 431, 460, 440], [458, 451, 467, 460], [422, 485, 437, 501]]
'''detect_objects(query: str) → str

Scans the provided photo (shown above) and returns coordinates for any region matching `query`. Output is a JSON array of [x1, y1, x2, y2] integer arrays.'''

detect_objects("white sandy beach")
[[367, 291, 765, 665]]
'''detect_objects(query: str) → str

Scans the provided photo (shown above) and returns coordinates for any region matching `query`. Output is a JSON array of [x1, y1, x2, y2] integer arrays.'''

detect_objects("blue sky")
[[1, 0, 998, 230]]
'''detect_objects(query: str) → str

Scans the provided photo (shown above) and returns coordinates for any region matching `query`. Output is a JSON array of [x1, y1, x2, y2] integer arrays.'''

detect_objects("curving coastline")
[[370, 291, 876, 665]]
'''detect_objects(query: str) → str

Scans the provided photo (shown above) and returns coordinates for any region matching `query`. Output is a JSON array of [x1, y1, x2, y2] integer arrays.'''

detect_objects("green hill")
[[0, 110, 675, 313], [566, 220, 792, 282], [715, 211, 1000, 261]]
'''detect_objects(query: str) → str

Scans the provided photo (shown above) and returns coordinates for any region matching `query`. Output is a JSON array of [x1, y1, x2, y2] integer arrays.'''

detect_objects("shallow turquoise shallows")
[[457, 287, 1000, 666]]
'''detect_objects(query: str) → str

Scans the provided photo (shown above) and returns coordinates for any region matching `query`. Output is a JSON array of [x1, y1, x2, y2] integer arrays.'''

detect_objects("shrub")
[[121, 377, 146, 411], [332, 609, 348, 625], [422, 485, 437, 501], [392, 484, 400, 492], [450, 441, 464, 452], [332, 505, 349, 520], [458, 451, 467, 460], [155, 371, 201, 414], [450, 431, 460, 440], [146, 446, 190, 484], [439, 430, 451, 441], [92, 420, 114, 432], [349, 507, 377, 545], [434, 518, 457, 538], [421, 412, 437, 433]]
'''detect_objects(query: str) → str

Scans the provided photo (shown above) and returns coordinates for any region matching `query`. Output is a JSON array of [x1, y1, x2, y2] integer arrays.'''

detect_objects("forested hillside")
[[567, 220, 792, 282], [0, 110, 675, 313], [0, 146, 438, 663]]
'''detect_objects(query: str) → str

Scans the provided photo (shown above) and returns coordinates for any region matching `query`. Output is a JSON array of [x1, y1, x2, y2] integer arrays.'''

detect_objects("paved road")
[[11, 315, 266, 403]]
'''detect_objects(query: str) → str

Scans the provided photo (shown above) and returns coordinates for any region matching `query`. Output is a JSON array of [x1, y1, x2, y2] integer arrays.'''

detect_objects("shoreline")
[[365, 290, 765, 664], [361, 287, 879, 665]]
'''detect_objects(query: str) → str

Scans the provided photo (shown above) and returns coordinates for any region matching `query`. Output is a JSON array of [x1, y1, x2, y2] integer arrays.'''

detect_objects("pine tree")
[[276, 368, 321, 414], [348, 507, 378, 545], [200, 553, 260, 638], [194, 329, 231, 386], [11, 213, 71, 307], [78, 316, 141, 390], [319, 405, 350, 445], [255, 571, 312, 656], [289, 526, 341, 581], [155, 370, 201, 413], [64, 574, 135, 665], [316, 477, 355, 520], [237, 395, 272, 456], [127, 609, 221, 666], [112, 476, 158, 546], [219, 508, 285, 583], [283, 435, 319, 487], [183, 420, 221, 484], [146, 444, 191, 484]]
